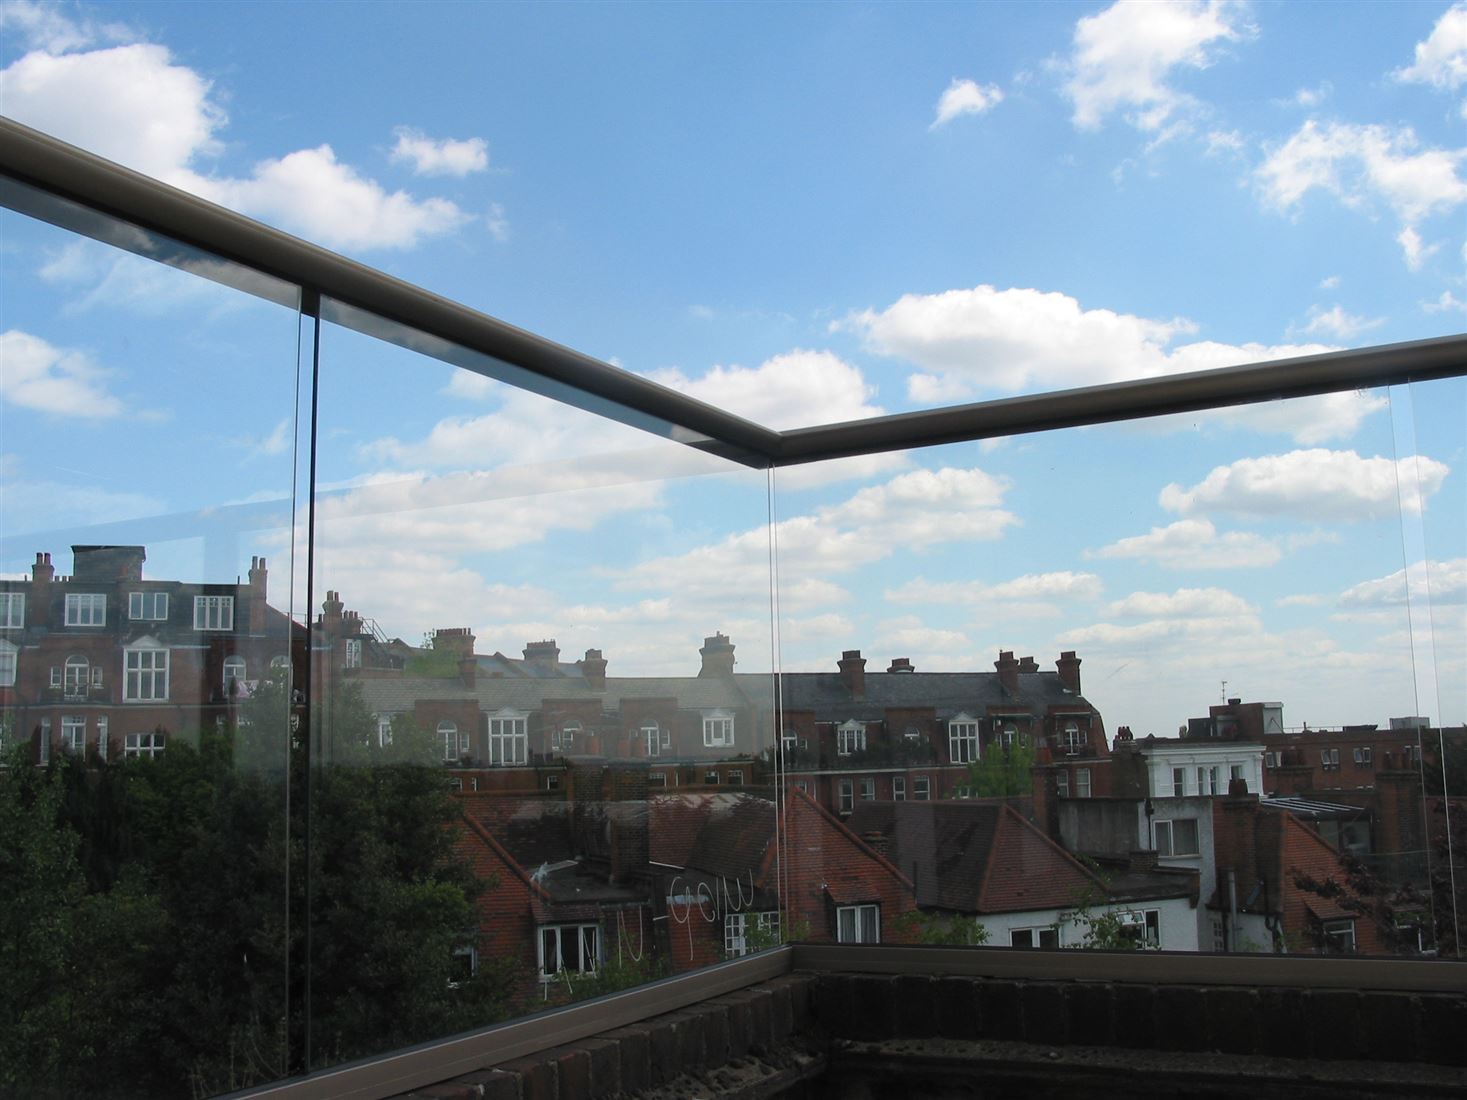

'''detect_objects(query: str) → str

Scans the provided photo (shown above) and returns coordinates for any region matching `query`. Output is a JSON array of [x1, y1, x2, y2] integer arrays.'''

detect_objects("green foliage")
[[956, 741, 1036, 799], [0, 680, 510, 1097], [557, 952, 669, 1003], [889, 909, 990, 946]]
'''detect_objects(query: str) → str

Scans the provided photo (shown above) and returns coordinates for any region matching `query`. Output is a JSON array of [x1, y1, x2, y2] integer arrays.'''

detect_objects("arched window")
[[223, 656, 247, 694], [438, 720, 463, 762], [64, 654, 89, 697]]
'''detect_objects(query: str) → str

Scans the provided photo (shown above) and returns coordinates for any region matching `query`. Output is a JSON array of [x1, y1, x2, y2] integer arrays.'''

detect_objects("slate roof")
[[649, 793, 777, 880], [750, 670, 1089, 721], [847, 800, 1108, 914], [356, 673, 755, 715]]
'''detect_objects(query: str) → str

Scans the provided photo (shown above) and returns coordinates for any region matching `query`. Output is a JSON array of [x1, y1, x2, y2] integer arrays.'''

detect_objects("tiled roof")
[[744, 670, 1087, 719], [648, 793, 776, 880], [848, 800, 1105, 914], [356, 673, 754, 714]]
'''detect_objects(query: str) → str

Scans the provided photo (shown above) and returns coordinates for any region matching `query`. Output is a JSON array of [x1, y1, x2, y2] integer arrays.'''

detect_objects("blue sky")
[[1, 0, 1464, 737]]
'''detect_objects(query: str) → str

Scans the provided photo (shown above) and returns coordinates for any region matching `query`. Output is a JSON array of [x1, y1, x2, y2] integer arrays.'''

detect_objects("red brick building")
[[1, 545, 297, 763]]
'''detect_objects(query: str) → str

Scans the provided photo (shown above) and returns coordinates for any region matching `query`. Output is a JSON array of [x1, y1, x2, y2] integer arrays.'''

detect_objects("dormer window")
[[65, 593, 105, 627], [0, 640, 16, 687], [948, 715, 979, 764], [488, 709, 528, 765], [837, 721, 866, 756], [0, 592, 25, 628], [643, 722, 668, 757], [1063, 723, 1086, 755], [129, 592, 168, 620], [193, 595, 234, 631], [703, 711, 735, 748]]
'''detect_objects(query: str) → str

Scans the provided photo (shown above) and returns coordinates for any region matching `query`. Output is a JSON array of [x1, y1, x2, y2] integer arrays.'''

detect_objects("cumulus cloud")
[[845, 285, 1359, 441], [0, 329, 124, 418], [1396, 227, 1439, 272], [1088, 518, 1282, 569], [931, 78, 1004, 129], [0, 37, 474, 251], [886, 571, 1105, 607], [1295, 304, 1386, 340], [1256, 120, 1467, 268], [1393, 4, 1467, 93], [1061, 0, 1254, 135], [613, 466, 1018, 614], [1338, 557, 1467, 609], [1160, 449, 1450, 521], [389, 127, 489, 176], [1423, 290, 1467, 313], [1104, 586, 1254, 618], [648, 349, 883, 430]]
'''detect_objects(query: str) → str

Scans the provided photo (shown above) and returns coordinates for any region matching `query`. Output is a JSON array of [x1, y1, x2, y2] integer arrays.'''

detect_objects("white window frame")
[[724, 911, 779, 957], [1321, 919, 1356, 954], [836, 904, 880, 944], [1321, 748, 1340, 770], [62, 715, 86, 754], [0, 640, 16, 687], [344, 638, 362, 669], [1264, 751, 1280, 768], [1116, 908, 1162, 950], [648, 772, 668, 788], [837, 721, 866, 756], [1154, 818, 1200, 857], [65, 593, 105, 627], [39, 717, 50, 763], [703, 712, 735, 748], [193, 595, 234, 631], [728, 768, 744, 786], [488, 712, 528, 765], [124, 731, 165, 759], [0, 591, 25, 629], [838, 778, 854, 813], [377, 714, 394, 748], [64, 654, 89, 698], [439, 720, 467, 762], [124, 645, 169, 702], [223, 656, 247, 693], [1010, 925, 1060, 948], [1076, 767, 1092, 799], [1056, 771, 1070, 798], [1171, 767, 1187, 797], [913, 775, 930, 801], [538, 923, 599, 981], [948, 718, 979, 764], [859, 777, 876, 801], [128, 591, 168, 621], [554, 721, 580, 751], [705, 768, 720, 785], [1063, 723, 1086, 755], [96, 716, 107, 761], [892, 776, 905, 801], [643, 721, 668, 757]]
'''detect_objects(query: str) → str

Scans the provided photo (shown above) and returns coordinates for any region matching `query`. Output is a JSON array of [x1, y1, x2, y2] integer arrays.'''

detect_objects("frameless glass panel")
[[769, 384, 1463, 957], [0, 202, 306, 1096], [1396, 376, 1465, 959], [305, 298, 776, 1072]]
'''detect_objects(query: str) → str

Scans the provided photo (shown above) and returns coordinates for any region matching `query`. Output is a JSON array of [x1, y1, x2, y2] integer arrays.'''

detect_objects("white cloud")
[[648, 349, 883, 430], [1204, 129, 1244, 157], [389, 127, 489, 176], [1319, 274, 1341, 289], [1292, 82, 1331, 107], [0, 452, 164, 532], [0, 329, 124, 418], [886, 571, 1104, 607], [0, 0, 130, 53], [1276, 593, 1329, 608], [848, 285, 1347, 438], [930, 78, 1004, 129], [1160, 449, 1450, 521], [1186, 390, 1388, 446], [1424, 290, 1467, 313], [1104, 586, 1255, 618], [0, 39, 472, 251], [202, 146, 470, 250], [1338, 557, 1467, 609], [1295, 304, 1386, 340], [1396, 226, 1439, 272], [248, 419, 291, 458], [1393, 4, 1467, 91], [1088, 518, 1282, 569], [1062, 0, 1253, 134], [1255, 120, 1467, 267], [485, 202, 509, 242]]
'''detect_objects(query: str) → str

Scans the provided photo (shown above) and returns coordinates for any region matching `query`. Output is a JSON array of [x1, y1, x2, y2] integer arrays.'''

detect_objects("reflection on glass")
[[768, 391, 1464, 957], [304, 302, 777, 1072], [0, 204, 304, 1096]]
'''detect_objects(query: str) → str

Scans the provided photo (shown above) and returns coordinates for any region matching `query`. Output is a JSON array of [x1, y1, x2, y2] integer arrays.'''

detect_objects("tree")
[[956, 741, 1036, 799], [889, 909, 990, 946]]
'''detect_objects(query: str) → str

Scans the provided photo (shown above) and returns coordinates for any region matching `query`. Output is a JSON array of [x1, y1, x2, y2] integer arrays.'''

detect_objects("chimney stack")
[[321, 591, 344, 635], [887, 657, 913, 673], [1056, 650, 1082, 694], [698, 633, 736, 678], [523, 639, 560, 674], [994, 650, 1019, 695], [71, 544, 145, 583], [31, 552, 53, 626], [248, 556, 269, 633], [1018, 655, 1039, 673], [579, 648, 608, 692], [838, 650, 867, 699]]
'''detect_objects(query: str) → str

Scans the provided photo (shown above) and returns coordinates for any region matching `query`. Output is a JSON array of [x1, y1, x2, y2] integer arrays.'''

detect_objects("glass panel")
[[0, 201, 305, 1095], [306, 297, 775, 1071], [772, 385, 1463, 958]]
